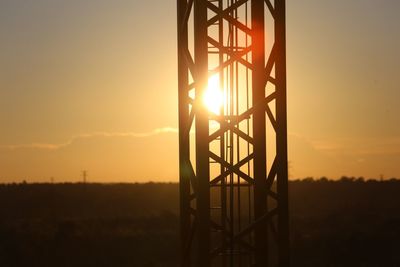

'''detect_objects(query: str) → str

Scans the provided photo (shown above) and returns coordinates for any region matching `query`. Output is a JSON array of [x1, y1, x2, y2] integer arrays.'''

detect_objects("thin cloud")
[[309, 136, 400, 156], [0, 127, 179, 151]]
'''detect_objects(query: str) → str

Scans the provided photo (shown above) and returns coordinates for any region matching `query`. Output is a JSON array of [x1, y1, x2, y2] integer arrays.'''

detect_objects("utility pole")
[[82, 170, 88, 184]]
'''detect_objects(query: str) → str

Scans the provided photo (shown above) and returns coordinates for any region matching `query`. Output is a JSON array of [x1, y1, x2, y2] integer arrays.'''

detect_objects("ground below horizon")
[[0, 179, 399, 267]]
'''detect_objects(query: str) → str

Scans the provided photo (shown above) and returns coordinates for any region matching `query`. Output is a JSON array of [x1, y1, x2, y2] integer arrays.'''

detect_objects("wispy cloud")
[[0, 127, 179, 151], [308, 136, 400, 156]]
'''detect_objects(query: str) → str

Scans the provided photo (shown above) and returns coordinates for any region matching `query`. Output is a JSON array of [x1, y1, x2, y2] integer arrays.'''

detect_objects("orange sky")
[[0, 0, 399, 182]]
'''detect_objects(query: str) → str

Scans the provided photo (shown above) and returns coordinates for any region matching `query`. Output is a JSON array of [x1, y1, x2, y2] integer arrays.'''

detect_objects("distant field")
[[0, 179, 399, 267]]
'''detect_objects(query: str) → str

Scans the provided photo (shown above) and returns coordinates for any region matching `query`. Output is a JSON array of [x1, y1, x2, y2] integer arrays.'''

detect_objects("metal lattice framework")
[[178, 0, 289, 266]]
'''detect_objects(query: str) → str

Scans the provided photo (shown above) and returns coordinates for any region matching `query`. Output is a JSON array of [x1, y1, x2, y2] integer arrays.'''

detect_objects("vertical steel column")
[[251, 0, 268, 265], [177, 0, 191, 266], [194, 0, 210, 266], [275, 1, 290, 266], [218, 1, 227, 267]]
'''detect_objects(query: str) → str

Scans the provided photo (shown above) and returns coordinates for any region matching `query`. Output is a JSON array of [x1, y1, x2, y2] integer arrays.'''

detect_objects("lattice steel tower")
[[178, 0, 289, 266]]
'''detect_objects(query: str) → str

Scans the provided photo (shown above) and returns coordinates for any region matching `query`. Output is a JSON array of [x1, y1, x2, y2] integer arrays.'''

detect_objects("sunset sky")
[[0, 0, 399, 183]]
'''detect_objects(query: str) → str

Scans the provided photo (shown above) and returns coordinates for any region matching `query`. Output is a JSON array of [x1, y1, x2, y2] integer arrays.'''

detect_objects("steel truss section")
[[178, 0, 289, 266]]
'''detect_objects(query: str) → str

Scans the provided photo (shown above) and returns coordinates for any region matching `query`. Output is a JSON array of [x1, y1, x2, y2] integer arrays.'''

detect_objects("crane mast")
[[178, 0, 289, 266]]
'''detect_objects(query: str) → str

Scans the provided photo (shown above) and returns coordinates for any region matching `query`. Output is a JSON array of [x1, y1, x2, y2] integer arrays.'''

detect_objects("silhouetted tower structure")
[[178, 0, 289, 266]]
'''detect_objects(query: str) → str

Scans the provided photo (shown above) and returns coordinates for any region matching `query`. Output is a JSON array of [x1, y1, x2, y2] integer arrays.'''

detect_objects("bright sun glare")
[[203, 74, 223, 115]]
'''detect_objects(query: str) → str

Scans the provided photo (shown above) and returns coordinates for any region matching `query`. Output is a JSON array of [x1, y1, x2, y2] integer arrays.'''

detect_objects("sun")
[[203, 74, 223, 115]]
